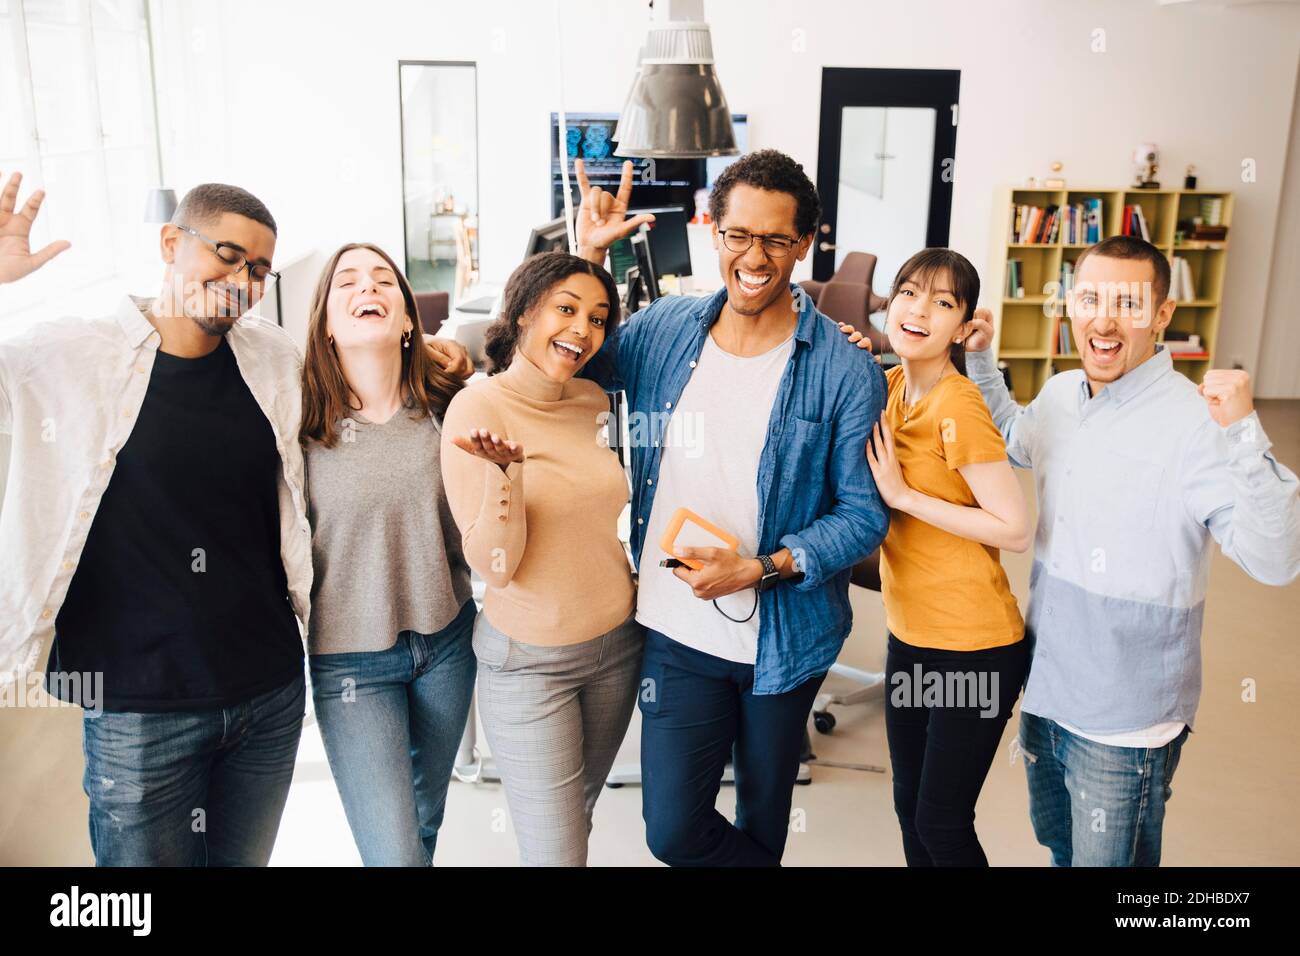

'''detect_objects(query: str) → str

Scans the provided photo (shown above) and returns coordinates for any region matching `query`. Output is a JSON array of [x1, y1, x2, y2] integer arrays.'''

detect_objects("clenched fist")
[[1198, 369, 1254, 428], [963, 308, 995, 353]]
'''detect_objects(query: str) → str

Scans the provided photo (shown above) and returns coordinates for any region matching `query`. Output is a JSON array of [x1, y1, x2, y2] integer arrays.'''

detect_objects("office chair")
[[414, 291, 451, 336]]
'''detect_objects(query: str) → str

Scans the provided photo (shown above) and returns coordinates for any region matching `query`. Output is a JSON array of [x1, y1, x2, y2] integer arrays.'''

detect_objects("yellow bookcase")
[[989, 186, 1233, 403]]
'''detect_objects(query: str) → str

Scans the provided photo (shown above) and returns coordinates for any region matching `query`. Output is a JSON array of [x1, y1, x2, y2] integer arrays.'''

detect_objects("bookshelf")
[[989, 186, 1234, 403]]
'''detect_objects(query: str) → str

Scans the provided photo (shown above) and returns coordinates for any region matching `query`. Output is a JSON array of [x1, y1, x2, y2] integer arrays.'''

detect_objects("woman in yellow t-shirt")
[[864, 247, 1032, 867]]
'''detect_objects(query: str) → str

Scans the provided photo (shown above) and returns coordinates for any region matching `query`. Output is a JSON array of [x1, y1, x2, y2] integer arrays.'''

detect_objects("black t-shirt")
[[50, 337, 302, 711]]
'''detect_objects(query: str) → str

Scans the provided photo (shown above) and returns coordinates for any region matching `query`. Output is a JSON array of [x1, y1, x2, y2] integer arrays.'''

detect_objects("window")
[[1, 0, 158, 313]]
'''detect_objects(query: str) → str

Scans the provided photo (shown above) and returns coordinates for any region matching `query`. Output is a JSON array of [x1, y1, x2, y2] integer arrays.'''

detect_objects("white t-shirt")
[[635, 332, 795, 664]]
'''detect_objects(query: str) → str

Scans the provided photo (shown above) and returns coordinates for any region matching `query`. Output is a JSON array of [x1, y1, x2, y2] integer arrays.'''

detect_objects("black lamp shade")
[[614, 63, 738, 158]]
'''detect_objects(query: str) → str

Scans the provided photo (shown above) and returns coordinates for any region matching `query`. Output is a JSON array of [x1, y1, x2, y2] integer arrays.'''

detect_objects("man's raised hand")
[[0, 171, 70, 285], [573, 159, 655, 265]]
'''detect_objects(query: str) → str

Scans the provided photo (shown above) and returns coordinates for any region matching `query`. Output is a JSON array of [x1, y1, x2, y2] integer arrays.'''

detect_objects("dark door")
[[813, 67, 960, 287]]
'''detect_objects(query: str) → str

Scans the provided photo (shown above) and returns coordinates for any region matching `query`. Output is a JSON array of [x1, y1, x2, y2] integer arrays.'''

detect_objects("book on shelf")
[[1005, 258, 1025, 298], [1170, 256, 1196, 302], [1121, 204, 1151, 241], [1055, 318, 1073, 355], [1057, 259, 1074, 299], [1058, 198, 1105, 244], [1199, 197, 1224, 227], [1164, 334, 1205, 357], [1010, 203, 1060, 244]]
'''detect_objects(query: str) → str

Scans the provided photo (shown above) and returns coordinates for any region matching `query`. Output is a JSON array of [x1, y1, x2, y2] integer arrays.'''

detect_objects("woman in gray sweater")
[[299, 242, 471, 866]]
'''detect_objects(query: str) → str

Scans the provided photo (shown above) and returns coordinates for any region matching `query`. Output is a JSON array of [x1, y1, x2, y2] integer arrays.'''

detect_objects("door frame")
[[396, 59, 480, 295], [813, 67, 960, 281]]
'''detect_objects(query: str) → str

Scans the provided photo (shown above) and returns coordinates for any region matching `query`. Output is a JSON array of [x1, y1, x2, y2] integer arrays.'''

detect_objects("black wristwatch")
[[756, 554, 780, 593]]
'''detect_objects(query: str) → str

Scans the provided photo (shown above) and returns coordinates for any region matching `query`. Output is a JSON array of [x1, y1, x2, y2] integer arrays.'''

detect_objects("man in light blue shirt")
[[965, 235, 1300, 866]]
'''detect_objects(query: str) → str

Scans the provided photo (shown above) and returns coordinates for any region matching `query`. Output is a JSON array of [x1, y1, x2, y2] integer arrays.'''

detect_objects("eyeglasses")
[[718, 228, 803, 259], [177, 225, 280, 284]]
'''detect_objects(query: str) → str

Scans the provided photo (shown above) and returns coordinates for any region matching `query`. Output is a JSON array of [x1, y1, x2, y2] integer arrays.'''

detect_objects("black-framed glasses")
[[177, 224, 280, 284], [718, 228, 803, 258]]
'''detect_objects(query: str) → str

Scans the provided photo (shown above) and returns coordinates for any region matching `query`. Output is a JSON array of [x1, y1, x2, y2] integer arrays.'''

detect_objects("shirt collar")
[[1080, 344, 1173, 408], [693, 283, 817, 347], [120, 295, 162, 349], [498, 346, 566, 402]]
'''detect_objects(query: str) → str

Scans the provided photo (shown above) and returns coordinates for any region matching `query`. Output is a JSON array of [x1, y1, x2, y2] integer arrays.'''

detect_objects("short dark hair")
[[708, 149, 821, 238], [887, 247, 981, 374], [1074, 235, 1170, 303], [174, 183, 277, 236], [484, 251, 621, 374]]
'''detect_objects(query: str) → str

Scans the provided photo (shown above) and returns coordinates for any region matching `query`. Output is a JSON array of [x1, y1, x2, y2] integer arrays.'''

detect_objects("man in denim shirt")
[[577, 151, 888, 865]]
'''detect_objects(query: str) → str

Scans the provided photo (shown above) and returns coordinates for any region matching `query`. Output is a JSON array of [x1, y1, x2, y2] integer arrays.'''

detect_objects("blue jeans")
[[82, 671, 306, 866], [1019, 711, 1190, 867], [309, 599, 477, 866], [639, 628, 825, 867]]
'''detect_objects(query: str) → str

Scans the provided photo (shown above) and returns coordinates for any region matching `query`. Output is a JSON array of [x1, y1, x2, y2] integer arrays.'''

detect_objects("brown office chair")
[[800, 251, 891, 353], [413, 291, 451, 335]]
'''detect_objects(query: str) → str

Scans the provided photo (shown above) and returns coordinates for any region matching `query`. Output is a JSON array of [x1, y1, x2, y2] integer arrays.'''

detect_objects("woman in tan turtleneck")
[[440, 251, 642, 867]]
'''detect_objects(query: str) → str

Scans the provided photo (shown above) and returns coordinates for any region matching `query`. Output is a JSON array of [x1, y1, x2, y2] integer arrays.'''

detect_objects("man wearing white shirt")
[[962, 235, 1300, 866], [0, 172, 469, 866]]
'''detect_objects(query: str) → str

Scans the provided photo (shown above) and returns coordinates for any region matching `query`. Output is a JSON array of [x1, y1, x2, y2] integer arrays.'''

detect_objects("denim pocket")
[[1161, 726, 1189, 802], [777, 417, 833, 503]]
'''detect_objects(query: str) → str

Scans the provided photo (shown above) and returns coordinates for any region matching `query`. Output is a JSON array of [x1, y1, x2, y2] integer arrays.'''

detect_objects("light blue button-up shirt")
[[968, 346, 1300, 733], [583, 285, 889, 695]]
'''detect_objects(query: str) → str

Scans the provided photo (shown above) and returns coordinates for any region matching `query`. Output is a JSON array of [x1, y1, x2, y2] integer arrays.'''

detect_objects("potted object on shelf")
[[1132, 142, 1160, 189]]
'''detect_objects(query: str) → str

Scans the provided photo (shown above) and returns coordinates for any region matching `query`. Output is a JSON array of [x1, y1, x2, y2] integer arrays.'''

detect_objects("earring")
[[327, 334, 334, 345], [402, 330, 411, 349]]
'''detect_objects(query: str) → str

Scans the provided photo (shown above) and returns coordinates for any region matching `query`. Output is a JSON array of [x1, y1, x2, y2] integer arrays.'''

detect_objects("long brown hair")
[[300, 242, 463, 447]]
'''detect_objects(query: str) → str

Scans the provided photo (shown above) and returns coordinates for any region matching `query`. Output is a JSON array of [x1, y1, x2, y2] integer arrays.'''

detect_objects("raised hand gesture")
[[0, 172, 70, 285], [451, 428, 524, 472], [963, 308, 995, 353], [573, 158, 655, 265]]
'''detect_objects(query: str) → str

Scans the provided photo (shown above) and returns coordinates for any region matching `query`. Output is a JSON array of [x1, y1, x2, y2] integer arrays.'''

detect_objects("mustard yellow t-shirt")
[[879, 365, 1024, 650]]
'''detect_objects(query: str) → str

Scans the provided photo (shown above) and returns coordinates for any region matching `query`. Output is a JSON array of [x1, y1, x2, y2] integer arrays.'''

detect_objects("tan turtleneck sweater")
[[439, 349, 635, 645]]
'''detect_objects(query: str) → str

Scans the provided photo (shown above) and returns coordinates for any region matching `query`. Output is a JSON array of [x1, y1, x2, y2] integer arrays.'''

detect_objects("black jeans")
[[884, 632, 1029, 866], [639, 628, 825, 866]]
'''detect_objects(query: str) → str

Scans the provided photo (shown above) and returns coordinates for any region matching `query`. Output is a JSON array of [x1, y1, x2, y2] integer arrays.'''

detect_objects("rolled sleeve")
[[967, 348, 1035, 469]]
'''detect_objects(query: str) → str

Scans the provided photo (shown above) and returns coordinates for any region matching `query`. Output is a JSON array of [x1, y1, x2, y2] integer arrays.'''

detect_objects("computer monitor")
[[525, 217, 570, 259], [706, 114, 748, 189], [626, 227, 660, 307], [550, 112, 747, 219], [607, 206, 691, 284]]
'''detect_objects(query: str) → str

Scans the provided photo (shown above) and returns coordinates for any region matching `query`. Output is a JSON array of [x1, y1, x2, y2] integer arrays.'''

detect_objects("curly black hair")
[[484, 251, 621, 374], [708, 149, 821, 238]]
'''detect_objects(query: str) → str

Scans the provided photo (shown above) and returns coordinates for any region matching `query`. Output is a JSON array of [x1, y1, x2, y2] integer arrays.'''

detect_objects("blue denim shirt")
[[583, 284, 889, 694]]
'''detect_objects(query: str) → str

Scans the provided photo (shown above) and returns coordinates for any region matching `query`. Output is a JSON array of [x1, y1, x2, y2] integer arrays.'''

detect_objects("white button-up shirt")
[[0, 296, 313, 681], [967, 346, 1300, 734]]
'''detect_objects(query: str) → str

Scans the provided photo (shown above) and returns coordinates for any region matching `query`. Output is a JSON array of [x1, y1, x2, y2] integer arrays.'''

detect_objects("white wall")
[[1258, 58, 1300, 399], [148, 0, 1300, 377]]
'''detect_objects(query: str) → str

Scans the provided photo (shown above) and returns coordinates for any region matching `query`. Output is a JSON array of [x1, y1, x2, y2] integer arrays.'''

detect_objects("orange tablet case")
[[659, 507, 740, 570]]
